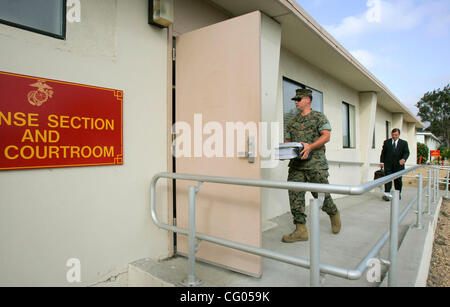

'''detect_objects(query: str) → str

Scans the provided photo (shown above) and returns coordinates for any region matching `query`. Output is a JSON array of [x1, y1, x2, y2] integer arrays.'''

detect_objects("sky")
[[296, 0, 450, 118]]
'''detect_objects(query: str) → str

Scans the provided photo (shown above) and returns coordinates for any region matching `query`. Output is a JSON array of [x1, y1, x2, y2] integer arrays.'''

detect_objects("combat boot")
[[282, 224, 308, 243], [330, 212, 341, 234]]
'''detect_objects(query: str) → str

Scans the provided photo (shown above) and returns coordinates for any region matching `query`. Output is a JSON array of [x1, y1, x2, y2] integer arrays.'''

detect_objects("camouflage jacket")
[[285, 110, 331, 170]]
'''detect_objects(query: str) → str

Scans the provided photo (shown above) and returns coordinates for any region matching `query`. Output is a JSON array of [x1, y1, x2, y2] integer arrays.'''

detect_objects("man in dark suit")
[[380, 128, 410, 201]]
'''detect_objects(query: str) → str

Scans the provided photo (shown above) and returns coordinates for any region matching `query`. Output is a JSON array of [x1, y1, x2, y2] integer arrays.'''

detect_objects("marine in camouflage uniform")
[[286, 111, 338, 224], [282, 88, 340, 243]]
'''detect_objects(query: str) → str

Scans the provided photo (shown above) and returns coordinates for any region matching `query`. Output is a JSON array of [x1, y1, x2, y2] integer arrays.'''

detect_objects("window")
[[386, 121, 391, 140], [342, 102, 355, 148], [372, 129, 376, 149], [0, 0, 66, 39], [283, 77, 323, 138]]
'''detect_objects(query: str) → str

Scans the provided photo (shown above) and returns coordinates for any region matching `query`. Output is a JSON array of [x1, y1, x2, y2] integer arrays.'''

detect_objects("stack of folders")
[[277, 142, 304, 160]]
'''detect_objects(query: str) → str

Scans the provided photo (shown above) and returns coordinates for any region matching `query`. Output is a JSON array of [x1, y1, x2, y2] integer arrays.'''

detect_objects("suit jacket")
[[380, 138, 410, 171]]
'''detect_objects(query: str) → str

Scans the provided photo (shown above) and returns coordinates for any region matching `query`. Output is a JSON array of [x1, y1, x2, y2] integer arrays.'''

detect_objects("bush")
[[438, 146, 450, 160], [417, 142, 429, 164]]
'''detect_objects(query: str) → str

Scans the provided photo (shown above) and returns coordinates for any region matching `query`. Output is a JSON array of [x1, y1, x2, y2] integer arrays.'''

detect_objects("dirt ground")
[[427, 198, 450, 287], [403, 167, 449, 189]]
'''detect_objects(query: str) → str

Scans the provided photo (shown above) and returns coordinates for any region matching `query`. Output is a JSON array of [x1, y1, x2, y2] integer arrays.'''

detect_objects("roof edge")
[[277, 0, 424, 128], [417, 132, 442, 143]]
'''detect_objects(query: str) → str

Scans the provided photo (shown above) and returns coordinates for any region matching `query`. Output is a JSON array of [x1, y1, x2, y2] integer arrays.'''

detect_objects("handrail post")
[[415, 173, 423, 229], [388, 190, 400, 287], [310, 195, 323, 287], [426, 169, 432, 215], [436, 169, 439, 201], [446, 170, 449, 199], [184, 185, 202, 287], [432, 169, 436, 203]]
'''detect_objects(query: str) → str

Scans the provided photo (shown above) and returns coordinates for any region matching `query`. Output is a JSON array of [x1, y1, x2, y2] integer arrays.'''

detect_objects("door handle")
[[238, 136, 255, 163]]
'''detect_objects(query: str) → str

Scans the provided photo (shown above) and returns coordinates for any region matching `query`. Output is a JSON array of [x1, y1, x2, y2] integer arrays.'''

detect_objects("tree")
[[438, 146, 450, 160], [417, 142, 429, 164], [416, 84, 450, 146]]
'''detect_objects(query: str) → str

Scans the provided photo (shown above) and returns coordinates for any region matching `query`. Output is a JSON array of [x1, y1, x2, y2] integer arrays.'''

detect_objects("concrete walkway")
[[129, 187, 444, 287]]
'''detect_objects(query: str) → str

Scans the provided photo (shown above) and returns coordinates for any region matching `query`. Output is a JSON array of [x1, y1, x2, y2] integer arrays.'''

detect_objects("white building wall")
[[426, 137, 441, 151], [260, 16, 283, 222], [417, 135, 425, 144], [261, 47, 362, 221], [393, 113, 404, 132], [402, 122, 408, 137], [402, 121, 409, 163], [0, 0, 424, 284], [279, 48, 362, 163], [406, 122, 417, 166], [426, 136, 441, 161], [368, 106, 392, 176], [173, 0, 230, 35], [417, 134, 441, 161], [0, 0, 169, 286], [369, 107, 417, 172], [359, 92, 377, 183]]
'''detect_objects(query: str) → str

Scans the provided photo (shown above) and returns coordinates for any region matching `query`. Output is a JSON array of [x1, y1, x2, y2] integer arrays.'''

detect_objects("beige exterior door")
[[174, 11, 262, 277]]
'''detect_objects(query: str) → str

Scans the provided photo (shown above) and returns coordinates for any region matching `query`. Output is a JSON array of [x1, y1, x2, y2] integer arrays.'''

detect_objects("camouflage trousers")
[[287, 168, 338, 225]]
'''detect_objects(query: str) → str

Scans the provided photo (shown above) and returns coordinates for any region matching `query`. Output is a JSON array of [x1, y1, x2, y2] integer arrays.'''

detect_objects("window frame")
[[0, 0, 67, 40], [386, 121, 392, 140], [342, 101, 356, 149], [372, 128, 376, 149], [282, 77, 324, 140]]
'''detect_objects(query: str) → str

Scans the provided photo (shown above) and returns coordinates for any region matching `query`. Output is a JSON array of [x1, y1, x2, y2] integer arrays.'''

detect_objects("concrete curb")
[[415, 197, 443, 287], [380, 195, 443, 287]]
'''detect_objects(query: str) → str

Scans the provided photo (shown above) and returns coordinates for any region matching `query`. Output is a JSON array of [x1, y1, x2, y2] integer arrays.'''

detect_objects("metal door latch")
[[238, 136, 255, 163]]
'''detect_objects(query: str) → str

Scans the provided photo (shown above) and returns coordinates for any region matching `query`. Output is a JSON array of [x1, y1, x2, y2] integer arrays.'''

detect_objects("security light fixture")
[[149, 0, 174, 28]]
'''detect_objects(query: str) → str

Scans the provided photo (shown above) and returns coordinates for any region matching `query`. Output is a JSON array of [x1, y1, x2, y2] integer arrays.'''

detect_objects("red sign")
[[430, 150, 440, 157], [0, 71, 123, 171]]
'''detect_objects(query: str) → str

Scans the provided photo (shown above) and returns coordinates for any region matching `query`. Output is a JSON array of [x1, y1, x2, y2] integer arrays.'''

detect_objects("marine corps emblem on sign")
[[28, 80, 54, 106]]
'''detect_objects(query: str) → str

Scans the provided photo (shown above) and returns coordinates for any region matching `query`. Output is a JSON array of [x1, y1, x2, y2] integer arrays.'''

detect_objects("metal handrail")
[[150, 165, 441, 287], [425, 166, 450, 199], [153, 165, 421, 195]]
